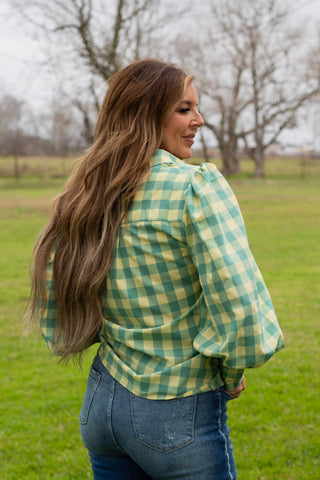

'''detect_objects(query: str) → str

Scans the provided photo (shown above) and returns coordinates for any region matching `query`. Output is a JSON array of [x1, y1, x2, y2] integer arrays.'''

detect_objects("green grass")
[[0, 157, 319, 479], [226, 176, 320, 479], [0, 177, 96, 479]]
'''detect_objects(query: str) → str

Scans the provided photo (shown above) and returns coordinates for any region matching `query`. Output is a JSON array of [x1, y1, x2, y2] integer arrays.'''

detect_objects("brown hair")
[[28, 59, 187, 362]]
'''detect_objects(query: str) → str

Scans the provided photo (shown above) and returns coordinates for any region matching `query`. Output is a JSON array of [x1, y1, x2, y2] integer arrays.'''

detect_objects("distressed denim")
[[80, 356, 237, 480]]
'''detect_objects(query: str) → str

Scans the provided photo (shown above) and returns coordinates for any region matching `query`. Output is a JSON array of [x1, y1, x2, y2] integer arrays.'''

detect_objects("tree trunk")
[[220, 137, 241, 176], [253, 146, 265, 177], [14, 155, 20, 180], [200, 128, 210, 163]]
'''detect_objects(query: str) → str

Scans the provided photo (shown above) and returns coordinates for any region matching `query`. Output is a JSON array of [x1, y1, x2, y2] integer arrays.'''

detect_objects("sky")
[[0, 2, 49, 109], [0, 0, 320, 146]]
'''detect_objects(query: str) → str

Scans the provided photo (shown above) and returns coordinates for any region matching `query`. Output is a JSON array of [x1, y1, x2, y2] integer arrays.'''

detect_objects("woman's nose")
[[191, 111, 204, 127]]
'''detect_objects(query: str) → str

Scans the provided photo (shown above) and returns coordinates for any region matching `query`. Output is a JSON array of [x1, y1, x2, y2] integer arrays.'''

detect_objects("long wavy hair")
[[28, 59, 187, 362]]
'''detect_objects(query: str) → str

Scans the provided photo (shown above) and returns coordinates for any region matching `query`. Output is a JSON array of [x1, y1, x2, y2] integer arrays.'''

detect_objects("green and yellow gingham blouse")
[[40, 149, 284, 399]]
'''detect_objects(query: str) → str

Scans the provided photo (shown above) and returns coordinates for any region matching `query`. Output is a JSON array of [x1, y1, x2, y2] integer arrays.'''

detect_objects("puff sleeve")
[[183, 163, 284, 390]]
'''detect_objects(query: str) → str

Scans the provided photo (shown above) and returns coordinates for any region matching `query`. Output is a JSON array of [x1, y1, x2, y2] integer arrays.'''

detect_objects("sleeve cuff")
[[221, 367, 244, 391]]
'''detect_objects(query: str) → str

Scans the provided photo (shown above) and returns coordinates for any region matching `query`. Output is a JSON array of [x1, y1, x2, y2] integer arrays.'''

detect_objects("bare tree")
[[172, 33, 244, 174], [179, 4, 258, 176], [237, 0, 320, 176], [10, 0, 162, 143], [0, 94, 25, 178], [11, 0, 159, 77], [191, 0, 320, 176], [50, 100, 86, 156], [0, 92, 49, 175], [201, 51, 252, 176]]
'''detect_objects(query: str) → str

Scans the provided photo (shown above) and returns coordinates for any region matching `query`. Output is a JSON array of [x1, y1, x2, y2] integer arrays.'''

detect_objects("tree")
[[50, 100, 86, 156], [9, 0, 176, 144], [3, 0, 198, 156], [237, 0, 320, 176], [171, 32, 244, 175], [193, 0, 320, 176], [0, 92, 51, 175], [0, 94, 25, 178], [200, 47, 251, 176]]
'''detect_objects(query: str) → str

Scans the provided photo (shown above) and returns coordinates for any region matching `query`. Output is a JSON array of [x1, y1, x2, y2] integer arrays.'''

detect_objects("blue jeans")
[[80, 356, 237, 480]]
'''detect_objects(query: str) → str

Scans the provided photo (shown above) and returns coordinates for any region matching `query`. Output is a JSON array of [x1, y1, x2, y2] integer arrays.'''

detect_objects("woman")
[[29, 59, 284, 479]]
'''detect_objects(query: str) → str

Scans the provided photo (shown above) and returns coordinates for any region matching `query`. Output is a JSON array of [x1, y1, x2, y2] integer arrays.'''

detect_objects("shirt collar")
[[151, 149, 182, 168]]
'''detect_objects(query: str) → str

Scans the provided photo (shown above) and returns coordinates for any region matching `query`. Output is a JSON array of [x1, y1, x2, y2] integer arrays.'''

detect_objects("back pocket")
[[130, 394, 196, 453]]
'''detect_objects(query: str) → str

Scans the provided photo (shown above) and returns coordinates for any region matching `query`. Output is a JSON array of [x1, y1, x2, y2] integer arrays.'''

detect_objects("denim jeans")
[[80, 356, 237, 480]]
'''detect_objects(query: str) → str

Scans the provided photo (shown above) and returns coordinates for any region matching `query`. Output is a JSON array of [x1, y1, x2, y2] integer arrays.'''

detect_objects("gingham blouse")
[[40, 149, 284, 399]]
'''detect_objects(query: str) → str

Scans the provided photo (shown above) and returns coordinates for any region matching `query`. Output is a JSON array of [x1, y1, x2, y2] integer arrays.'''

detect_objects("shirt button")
[[200, 165, 207, 172]]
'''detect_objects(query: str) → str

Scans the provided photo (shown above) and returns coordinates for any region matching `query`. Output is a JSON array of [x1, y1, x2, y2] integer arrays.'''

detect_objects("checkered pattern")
[[40, 149, 284, 399]]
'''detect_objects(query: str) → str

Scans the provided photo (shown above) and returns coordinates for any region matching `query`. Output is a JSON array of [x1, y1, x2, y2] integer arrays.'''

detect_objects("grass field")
[[0, 155, 319, 479]]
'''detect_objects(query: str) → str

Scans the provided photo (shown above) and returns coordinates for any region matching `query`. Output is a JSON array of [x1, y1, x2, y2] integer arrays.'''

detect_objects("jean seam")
[[79, 367, 101, 425], [218, 391, 234, 480], [107, 375, 126, 454]]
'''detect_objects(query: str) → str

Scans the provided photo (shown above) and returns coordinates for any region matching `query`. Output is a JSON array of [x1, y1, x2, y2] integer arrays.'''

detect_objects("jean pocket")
[[130, 394, 196, 453], [79, 366, 101, 425]]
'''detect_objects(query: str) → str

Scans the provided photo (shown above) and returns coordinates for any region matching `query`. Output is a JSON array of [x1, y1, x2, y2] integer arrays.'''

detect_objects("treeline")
[[2, 0, 320, 176], [0, 94, 87, 157]]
